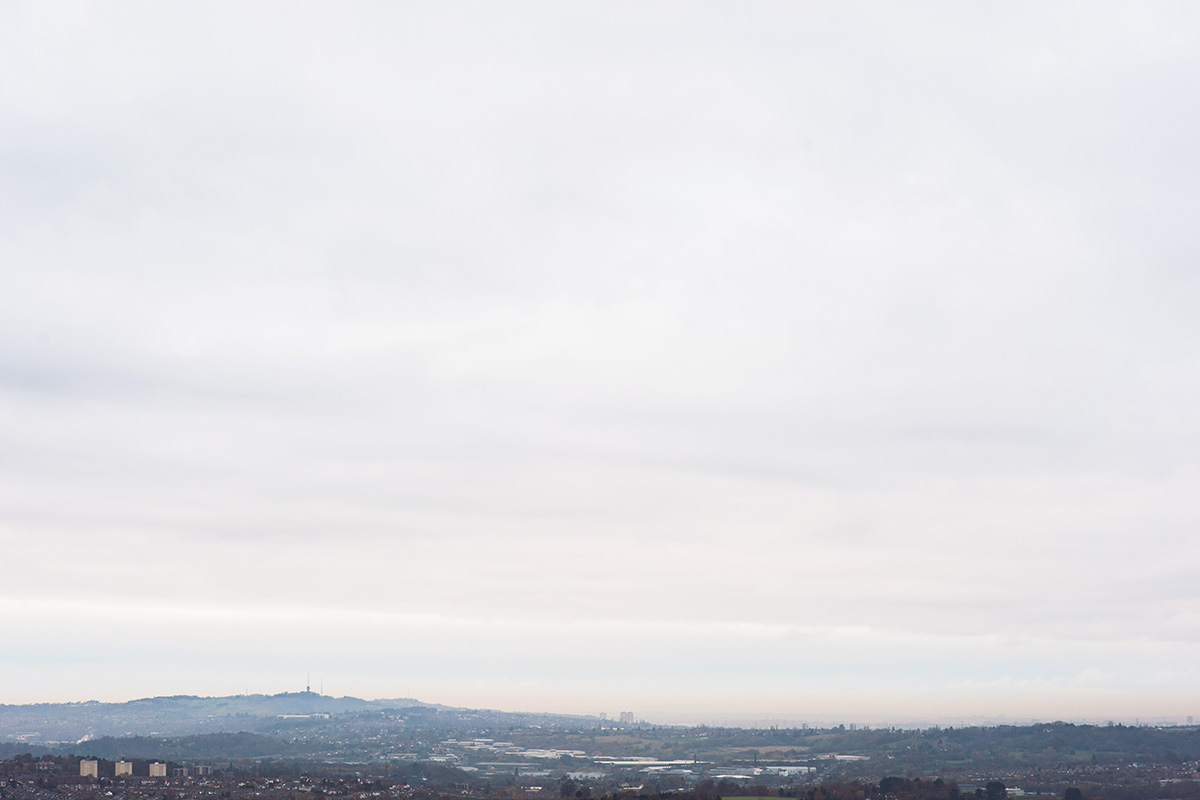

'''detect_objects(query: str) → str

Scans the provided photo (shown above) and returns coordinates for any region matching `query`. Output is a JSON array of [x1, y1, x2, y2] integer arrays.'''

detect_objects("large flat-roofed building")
[[80, 760, 98, 778], [115, 761, 132, 777], [149, 763, 167, 778]]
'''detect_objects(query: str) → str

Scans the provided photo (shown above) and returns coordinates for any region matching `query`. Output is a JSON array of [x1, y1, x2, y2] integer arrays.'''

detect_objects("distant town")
[[1, 693, 1198, 800]]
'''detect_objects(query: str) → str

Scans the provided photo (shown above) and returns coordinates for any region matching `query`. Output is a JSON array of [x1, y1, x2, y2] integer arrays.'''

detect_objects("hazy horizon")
[[3, 2, 1199, 722], [3, 687, 1193, 731]]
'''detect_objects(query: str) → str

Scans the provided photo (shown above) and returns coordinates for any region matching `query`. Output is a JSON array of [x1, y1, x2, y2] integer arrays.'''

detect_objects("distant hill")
[[0, 691, 429, 743]]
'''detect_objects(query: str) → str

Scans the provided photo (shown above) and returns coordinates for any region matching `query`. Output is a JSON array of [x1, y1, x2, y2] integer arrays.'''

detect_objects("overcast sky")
[[2, 2, 1199, 725]]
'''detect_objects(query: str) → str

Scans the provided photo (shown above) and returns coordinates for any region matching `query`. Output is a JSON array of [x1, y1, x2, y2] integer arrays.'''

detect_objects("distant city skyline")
[[2, 2, 1199, 721]]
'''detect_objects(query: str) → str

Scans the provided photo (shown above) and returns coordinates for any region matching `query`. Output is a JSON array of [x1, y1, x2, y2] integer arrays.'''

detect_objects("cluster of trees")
[[581, 778, 1118, 800], [75, 732, 287, 761], [1069, 780, 1200, 800], [604, 777, 972, 800], [0, 746, 50, 762]]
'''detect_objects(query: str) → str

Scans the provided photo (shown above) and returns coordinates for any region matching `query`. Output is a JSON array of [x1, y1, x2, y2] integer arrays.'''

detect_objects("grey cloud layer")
[[2, 2, 1199, 716]]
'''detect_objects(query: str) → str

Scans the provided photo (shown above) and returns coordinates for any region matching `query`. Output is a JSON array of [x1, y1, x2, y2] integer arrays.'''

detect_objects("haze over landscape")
[[2, 2, 1199, 725]]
